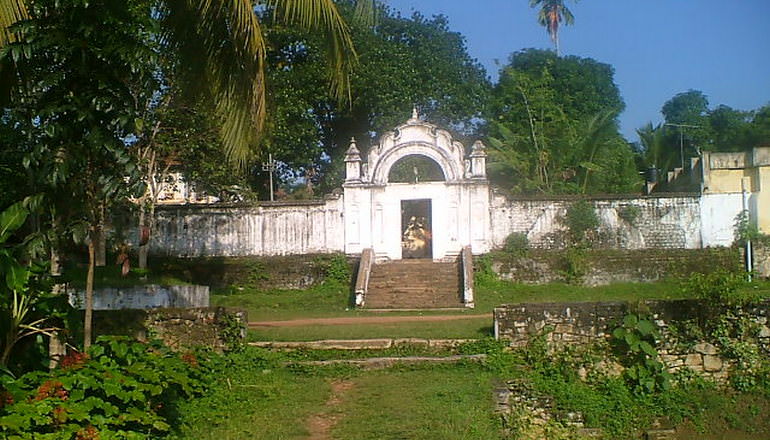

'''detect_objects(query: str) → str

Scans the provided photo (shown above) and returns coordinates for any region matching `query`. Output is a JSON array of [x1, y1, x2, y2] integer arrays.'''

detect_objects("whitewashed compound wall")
[[149, 196, 345, 257], [488, 193, 718, 250], [146, 190, 744, 258]]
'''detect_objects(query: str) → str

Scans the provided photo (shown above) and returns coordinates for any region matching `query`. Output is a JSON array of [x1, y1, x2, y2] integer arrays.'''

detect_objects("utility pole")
[[262, 153, 276, 202], [664, 123, 700, 170]]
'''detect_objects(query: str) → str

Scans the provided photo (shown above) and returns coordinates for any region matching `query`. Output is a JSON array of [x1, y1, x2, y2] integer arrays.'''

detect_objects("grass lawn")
[[332, 365, 501, 440], [63, 264, 189, 289], [168, 347, 770, 440], [170, 350, 503, 440], [170, 360, 331, 439]]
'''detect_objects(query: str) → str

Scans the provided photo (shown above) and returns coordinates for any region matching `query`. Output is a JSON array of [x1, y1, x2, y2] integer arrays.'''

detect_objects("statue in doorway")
[[402, 216, 431, 258]]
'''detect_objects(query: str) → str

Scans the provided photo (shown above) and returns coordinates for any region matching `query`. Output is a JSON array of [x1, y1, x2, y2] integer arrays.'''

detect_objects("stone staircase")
[[364, 259, 464, 309]]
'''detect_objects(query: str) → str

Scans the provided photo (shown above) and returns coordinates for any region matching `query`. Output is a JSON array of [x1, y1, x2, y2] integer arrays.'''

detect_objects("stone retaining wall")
[[494, 299, 770, 381], [93, 307, 247, 351], [487, 248, 742, 286]]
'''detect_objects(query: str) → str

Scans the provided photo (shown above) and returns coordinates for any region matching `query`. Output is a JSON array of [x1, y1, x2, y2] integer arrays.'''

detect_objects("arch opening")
[[388, 154, 446, 184]]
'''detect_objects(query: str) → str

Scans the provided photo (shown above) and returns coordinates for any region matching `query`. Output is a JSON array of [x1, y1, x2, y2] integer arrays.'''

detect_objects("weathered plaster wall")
[[69, 285, 209, 310], [489, 194, 709, 249], [149, 197, 344, 257]]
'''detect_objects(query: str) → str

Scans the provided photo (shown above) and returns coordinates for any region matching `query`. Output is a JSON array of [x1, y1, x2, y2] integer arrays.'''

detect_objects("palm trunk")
[[84, 237, 95, 350]]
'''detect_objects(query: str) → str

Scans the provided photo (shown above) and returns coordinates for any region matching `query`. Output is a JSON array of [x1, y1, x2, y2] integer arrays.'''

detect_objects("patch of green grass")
[[212, 282, 353, 320], [474, 279, 690, 310], [248, 317, 493, 341], [63, 264, 189, 289], [332, 365, 503, 440], [169, 349, 331, 440]]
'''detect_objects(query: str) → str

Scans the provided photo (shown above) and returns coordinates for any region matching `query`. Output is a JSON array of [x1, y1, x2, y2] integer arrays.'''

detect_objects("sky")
[[385, 0, 770, 142]]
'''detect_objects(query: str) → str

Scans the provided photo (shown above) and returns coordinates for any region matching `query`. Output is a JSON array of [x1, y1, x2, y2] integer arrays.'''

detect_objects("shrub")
[[503, 232, 529, 256], [681, 270, 754, 307], [617, 205, 641, 225], [564, 201, 599, 244], [561, 247, 588, 285], [0, 337, 212, 438], [317, 254, 351, 285], [612, 314, 672, 394]]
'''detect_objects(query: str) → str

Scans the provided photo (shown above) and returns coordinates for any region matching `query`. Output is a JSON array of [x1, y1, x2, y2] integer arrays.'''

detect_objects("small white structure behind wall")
[[343, 110, 491, 260]]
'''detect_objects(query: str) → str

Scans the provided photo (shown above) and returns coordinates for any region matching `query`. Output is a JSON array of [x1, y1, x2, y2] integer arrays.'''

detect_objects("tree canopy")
[[259, 4, 491, 191], [486, 49, 638, 195]]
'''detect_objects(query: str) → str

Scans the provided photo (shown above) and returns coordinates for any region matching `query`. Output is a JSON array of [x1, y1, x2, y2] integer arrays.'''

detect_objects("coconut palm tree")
[[0, 0, 373, 165], [529, 0, 575, 56]]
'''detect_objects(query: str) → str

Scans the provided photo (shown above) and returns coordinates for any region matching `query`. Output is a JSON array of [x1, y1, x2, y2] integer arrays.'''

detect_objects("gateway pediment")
[[344, 109, 487, 185]]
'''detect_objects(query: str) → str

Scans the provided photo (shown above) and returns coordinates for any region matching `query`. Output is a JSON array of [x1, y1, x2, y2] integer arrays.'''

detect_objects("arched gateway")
[[343, 110, 491, 261]]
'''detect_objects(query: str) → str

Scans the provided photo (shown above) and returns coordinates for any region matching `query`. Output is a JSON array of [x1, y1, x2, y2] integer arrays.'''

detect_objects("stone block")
[[684, 353, 702, 367], [758, 325, 770, 338], [394, 338, 429, 347], [645, 428, 677, 440], [703, 355, 723, 372], [693, 342, 718, 355]]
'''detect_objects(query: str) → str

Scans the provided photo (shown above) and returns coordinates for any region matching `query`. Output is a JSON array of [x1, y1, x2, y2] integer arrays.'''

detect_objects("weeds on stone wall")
[[564, 201, 599, 245], [316, 253, 352, 286], [617, 205, 641, 225], [560, 247, 589, 285], [612, 314, 672, 394], [503, 232, 529, 256]]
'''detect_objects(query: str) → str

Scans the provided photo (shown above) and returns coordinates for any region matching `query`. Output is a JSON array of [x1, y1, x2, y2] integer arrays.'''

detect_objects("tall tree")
[[4, 0, 158, 348], [260, 5, 491, 191], [0, 0, 366, 165], [529, 0, 575, 56], [487, 49, 638, 194]]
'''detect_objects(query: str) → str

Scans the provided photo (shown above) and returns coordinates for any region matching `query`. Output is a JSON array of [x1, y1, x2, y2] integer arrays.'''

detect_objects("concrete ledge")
[[248, 338, 475, 350], [296, 354, 487, 369]]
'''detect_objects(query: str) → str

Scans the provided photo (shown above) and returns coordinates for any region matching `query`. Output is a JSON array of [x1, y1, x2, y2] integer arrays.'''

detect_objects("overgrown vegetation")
[[0, 337, 211, 438], [612, 314, 672, 394]]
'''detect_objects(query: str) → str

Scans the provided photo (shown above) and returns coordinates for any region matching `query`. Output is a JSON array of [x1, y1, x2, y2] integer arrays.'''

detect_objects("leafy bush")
[[0, 337, 212, 439], [612, 314, 672, 394], [473, 254, 499, 287], [503, 232, 529, 256], [734, 210, 770, 247], [564, 201, 599, 244], [317, 254, 351, 285], [560, 247, 588, 284], [681, 270, 755, 307], [617, 205, 640, 225]]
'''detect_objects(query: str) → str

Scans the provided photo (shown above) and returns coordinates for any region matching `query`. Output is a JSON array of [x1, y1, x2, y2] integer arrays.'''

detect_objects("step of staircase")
[[364, 259, 463, 309]]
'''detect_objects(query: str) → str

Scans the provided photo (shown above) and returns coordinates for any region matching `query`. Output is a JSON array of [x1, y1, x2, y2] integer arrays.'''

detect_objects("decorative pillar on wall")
[[469, 140, 487, 179], [345, 138, 362, 182]]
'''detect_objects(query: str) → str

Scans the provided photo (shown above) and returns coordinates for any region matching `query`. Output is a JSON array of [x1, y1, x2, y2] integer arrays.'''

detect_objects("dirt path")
[[305, 380, 355, 440], [249, 313, 489, 328]]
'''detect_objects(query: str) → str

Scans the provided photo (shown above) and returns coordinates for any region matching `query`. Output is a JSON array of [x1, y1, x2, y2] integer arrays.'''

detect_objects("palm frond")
[[352, 0, 378, 28], [269, 0, 357, 103], [0, 0, 28, 48], [162, 0, 267, 167]]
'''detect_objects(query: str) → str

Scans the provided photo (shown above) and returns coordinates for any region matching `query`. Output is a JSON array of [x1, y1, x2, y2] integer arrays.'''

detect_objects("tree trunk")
[[48, 244, 66, 368], [95, 205, 106, 267], [84, 238, 95, 350], [138, 203, 148, 269]]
